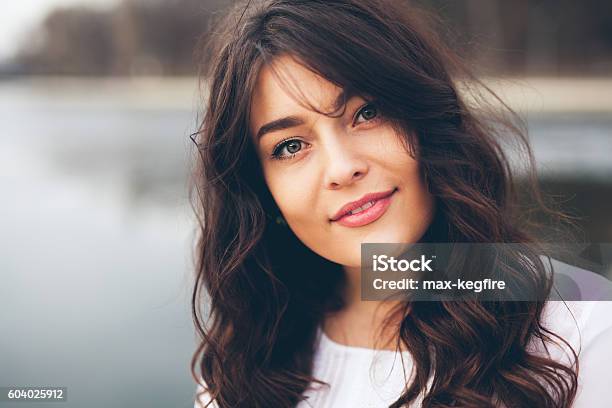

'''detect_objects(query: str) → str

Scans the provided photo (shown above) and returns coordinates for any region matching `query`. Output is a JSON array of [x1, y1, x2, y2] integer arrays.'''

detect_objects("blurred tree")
[[423, 0, 612, 75], [18, 6, 115, 75], [17, 0, 228, 76], [112, 0, 225, 75], [13, 0, 612, 76]]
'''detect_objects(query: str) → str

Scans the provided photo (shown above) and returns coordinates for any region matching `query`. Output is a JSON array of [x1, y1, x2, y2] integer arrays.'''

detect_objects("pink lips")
[[331, 188, 397, 228]]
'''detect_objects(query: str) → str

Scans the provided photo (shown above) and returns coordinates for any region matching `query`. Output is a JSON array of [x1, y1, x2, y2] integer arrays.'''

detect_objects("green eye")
[[355, 103, 378, 124], [285, 141, 301, 154], [271, 139, 306, 160]]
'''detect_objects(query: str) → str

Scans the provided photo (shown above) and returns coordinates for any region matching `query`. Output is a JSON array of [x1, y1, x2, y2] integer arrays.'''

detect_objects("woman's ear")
[[275, 214, 288, 227], [423, 168, 432, 194], [261, 198, 287, 227]]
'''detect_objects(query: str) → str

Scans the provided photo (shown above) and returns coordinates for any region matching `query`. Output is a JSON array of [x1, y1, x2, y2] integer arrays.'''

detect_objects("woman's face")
[[249, 55, 436, 267]]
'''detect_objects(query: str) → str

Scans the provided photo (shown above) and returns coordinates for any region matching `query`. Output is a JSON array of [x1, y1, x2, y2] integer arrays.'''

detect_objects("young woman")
[[190, 1, 612, 407]]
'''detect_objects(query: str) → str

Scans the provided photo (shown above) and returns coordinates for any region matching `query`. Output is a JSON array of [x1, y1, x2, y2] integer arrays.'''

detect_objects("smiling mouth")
[[331, 188, 398, 227]]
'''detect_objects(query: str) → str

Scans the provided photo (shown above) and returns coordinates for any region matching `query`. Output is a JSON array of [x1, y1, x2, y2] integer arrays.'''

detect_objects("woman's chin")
[[355, 227, 415, 246]]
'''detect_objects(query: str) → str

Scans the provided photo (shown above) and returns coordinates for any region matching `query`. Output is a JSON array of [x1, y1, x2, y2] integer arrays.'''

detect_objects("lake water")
[[1, 77, 611, 407], [1, 78, 201, 408]]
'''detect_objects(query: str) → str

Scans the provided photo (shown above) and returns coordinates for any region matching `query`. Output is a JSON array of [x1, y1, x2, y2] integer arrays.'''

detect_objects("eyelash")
[[269, 101, 380, 161]]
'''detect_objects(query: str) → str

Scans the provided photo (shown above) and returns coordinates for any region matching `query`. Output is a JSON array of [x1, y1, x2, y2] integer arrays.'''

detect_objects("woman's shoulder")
[[546, 256, 612, 301], [194, 381, 218, 408], [532, 300, 612, 406], [541, 300, 612, 351], [540, 255, 612, 351]]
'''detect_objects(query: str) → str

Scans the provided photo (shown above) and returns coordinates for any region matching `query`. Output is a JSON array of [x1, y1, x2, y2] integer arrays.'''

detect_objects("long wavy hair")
[[189, 0, 579, 407]]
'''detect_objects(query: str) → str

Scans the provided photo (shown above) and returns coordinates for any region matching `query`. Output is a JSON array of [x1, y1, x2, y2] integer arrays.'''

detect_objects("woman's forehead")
[[249, 55, 347, 133]]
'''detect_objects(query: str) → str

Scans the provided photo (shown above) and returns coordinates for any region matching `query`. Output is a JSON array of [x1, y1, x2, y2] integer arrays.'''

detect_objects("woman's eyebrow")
[[256, 116, 304, 141], [255, 89, 354, 142]]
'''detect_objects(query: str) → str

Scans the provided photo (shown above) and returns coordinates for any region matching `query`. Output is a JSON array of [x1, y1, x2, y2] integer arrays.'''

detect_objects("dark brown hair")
[[190, 0, 578, 406]]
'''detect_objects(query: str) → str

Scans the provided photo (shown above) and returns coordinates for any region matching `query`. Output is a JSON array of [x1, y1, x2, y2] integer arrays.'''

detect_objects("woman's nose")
[[322, 134, 369, 190]]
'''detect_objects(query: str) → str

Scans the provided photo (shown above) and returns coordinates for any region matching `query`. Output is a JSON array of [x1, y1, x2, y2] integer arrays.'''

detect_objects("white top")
[[194, 300, 612, 408], [298, 300, 612, 408]]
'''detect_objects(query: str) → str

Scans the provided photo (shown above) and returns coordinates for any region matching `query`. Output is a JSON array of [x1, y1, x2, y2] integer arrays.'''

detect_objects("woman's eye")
[[271, 139, 306, 160], [354, 103, 378, 124]]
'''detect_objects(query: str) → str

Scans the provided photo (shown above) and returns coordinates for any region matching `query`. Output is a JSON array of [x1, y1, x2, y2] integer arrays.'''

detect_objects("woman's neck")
[[322, 264, 406, 351]]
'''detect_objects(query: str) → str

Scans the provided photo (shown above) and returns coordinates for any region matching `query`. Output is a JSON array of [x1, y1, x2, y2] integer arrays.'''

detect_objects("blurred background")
[[1, 0, 611, 407]]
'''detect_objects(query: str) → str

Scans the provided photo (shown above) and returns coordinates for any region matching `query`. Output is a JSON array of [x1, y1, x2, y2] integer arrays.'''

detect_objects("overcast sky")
[[1, 0, 119, 62]]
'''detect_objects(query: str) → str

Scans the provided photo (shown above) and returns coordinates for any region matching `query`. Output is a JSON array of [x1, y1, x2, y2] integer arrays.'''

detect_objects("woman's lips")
[[333, 189, 397, 227]]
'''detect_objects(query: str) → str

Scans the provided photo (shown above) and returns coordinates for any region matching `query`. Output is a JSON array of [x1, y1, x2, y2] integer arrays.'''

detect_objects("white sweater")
[[194, 300, 612, 407]]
